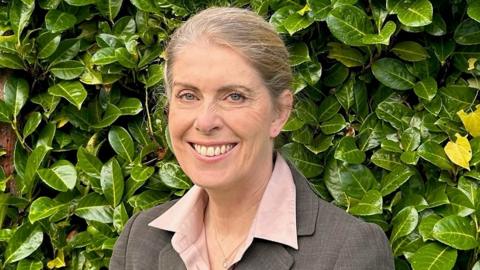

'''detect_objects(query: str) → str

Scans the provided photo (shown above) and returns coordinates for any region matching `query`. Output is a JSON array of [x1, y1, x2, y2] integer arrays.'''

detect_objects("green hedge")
[[0, 0, 479, 269]]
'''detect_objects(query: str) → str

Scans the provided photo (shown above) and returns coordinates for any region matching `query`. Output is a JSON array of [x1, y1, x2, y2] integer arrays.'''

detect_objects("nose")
[[193, 102, 222, 134]]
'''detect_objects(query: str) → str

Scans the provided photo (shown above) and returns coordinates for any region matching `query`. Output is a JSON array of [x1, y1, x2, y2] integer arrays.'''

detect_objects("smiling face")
[[167, 40, 291, 191]]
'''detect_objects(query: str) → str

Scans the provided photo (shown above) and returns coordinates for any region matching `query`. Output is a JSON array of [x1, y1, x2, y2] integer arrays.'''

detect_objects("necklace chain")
[[212, 218, 246, 269]]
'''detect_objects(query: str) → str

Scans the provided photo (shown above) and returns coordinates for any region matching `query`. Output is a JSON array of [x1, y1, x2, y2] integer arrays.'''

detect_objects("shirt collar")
[[148, 154, 298, 250]]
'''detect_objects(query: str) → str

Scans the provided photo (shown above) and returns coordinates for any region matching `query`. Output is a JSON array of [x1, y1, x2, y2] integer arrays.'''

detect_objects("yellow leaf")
[[47, 249, 65, 269], [444, 133, 472, 170], [468, 57, 478, 71], [457, 104, 480, 137]]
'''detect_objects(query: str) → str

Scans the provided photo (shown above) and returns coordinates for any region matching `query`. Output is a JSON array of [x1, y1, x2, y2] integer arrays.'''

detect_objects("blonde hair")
[[163, 7, 292, 100]]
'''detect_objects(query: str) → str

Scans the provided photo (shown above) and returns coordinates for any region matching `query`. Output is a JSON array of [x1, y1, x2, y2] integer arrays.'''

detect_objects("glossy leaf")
[[433, 215, 478, 250], [100, 158, 124, 207], [75, 193, 113, 223], [22, 112, 42, 139], [281, 142, 323, 178], [444, 133, 472, 170], [48, 81, 87, 110], [37, 32, 61, 59], [320, 114, 346, 134], [413, 77, 437, 101], [388, 0, 433, 27], [4, 223, 43, 264], [372, 58, 416, 90], [50, 60, 85, 80], [326, 5, 373, 46], [97, 0, 123, 22], [457, 105, 480, 137], [4, 76, 29, 117], [45, 10, 76, 33], [348, 190, 382, 216], [409, 243, 457, 270], [158, 162, 192, 190], [468, 1, 480, 23], [380, 165, 416, 196], [454, 19, 480, 45], [392, 41, 429, 62], [108, 126, 134, 162], [28, 197, 65, 223], [334, 136, 365, 164], [38, 160, 77, 192], [391, 206, 418, 242]]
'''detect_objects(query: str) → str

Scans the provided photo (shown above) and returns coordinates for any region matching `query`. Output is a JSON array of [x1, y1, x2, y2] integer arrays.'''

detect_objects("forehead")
[[170, 40, 265, 90]]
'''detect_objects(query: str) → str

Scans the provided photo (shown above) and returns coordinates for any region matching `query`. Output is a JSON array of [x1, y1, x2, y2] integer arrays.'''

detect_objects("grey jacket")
[[109, 164, 394, 269]]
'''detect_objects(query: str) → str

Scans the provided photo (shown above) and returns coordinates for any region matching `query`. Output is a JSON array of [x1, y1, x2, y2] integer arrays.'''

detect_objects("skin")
[[168, 38, 292, 269]]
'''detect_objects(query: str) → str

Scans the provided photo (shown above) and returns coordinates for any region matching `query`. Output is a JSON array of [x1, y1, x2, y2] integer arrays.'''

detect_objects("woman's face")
[[168, 40, 291, 190]]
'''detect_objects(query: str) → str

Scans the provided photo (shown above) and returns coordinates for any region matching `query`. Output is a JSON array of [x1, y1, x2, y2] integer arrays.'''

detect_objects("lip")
[[188, 141, 238, 162]]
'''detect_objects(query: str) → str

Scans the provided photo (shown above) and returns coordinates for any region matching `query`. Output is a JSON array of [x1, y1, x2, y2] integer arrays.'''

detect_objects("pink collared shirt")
[[148, 154, 298, 270]]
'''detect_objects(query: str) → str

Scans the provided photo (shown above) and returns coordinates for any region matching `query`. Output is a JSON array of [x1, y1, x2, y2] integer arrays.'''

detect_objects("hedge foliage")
[[0, 0, 479, 269]]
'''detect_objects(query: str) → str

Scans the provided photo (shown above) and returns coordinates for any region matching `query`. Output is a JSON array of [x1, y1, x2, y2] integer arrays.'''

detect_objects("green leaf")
[[320, 114, 346, 134], [375, 100, 413, 129], [65, 0, 96, 5], [426, 13, 447, 36], [334, 136, 365, 164], [28, 196, 65, 223], [323, 63, 349, 87], [47, 38, 80, 66], [145, 64, 164, 87], [92, 104, 122, 128], [391, 41, 429, 62], [409, 242, 457, 270], [328, 43, 367, 68], [348, 190, 383, 216], [431, 39, 455, 65], [22, 112, 41, 138], [91, 47, 117, 65], [317, 96, 341, 122], [454, 19, 480, 45], [97, 0, 123, 22], [4, 76, 29, 117], [388, 0, 433, 27], [48, 81, 87, 110], [117, 98, 142, 115], [418, 141, 454, 170], [50, 60, 85, 80], [75, 193, 113, 223], [45, 10, 76, 33], [308, 0, 331, 21], [289, 43, 310, 66], [283, 11, 314, 35], [413, 77, 437, 101], [128, 190, 169, 210], [108, 126, 134, 162], [9, 0, 34, 41], [426, 181, 450, 208], [362, 21, 396, 45], [391, 206, 418, 242], [37, 32, 61, 59], [401, 127, 421, 152], [0, 52, 24, 69], [130, 0, 158, 13], [31, 92, 60, 118], [468, 1, 480, 23], [433, 215, 478, 250], [0, 100, 12, 123], [336, 77, 355, 111], [419, 213, 441, 241], [113, 203, 128, 233], [115, 47, 137, 68], [38, 160, 77, 192], [305, 134, 334, 154], [380, 165, 416, 196], [16, 260, 43, 270], [100, 158, 124, 207], [131, 164, 154, 182], [326, 5, 373, 46], [324, 158, 377, 206], [77, 147, 103, 179], [21, 145, 50, 194], [371, 149, 402, 171], [4, 223, 43, 264], [281, 142, 323, 178], [158, 162, 192, 190], [372, 58, 416, 90]]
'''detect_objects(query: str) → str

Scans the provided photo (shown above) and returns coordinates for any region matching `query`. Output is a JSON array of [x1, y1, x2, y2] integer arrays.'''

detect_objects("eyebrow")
[[172, 81, 255, 95]]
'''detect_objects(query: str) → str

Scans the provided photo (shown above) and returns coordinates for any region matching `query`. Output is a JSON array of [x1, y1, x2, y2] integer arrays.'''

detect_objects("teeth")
[[193, 143, 235, 157]]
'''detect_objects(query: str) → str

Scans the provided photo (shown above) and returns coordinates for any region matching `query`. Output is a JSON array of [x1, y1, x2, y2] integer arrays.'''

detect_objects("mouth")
[[189, 143, 237, 157]]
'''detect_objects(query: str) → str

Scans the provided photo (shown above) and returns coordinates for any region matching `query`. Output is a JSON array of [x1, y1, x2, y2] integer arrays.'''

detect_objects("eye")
[[176, 91, 198, 101], [226, 92, 246, 102]]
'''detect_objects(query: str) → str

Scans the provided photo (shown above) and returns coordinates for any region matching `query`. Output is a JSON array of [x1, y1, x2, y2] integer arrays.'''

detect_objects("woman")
[[110, 7, 394, 270]]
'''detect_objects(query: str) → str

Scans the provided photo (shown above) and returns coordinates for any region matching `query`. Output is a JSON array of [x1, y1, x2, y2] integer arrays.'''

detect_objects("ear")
[[270, 90, 293, 138]]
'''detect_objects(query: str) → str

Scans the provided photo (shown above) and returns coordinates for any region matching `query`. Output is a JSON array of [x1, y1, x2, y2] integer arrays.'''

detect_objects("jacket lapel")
[[157, 243, 186, 270], [235, 240, 294, 270], [289, 162, 319, 237]]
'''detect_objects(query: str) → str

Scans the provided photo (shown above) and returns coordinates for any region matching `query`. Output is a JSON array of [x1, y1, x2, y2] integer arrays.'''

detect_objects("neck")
[[205, 155, 273, 235]]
